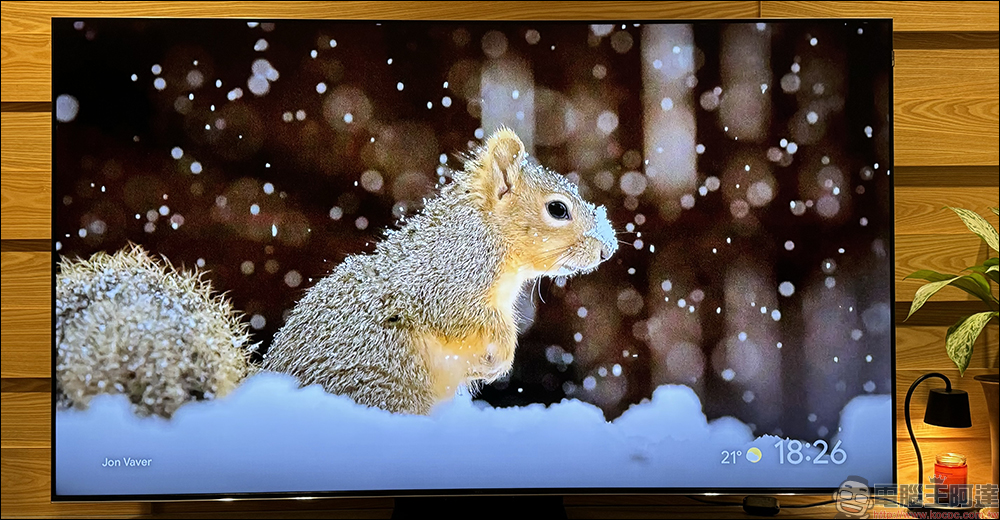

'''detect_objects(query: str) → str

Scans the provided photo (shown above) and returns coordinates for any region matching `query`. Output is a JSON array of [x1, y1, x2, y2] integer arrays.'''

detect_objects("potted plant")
[[905, 206, 999, 491]]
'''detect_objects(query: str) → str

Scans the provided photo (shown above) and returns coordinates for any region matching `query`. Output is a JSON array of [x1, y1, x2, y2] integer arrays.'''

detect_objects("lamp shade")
[[923, 387, 972, 428]]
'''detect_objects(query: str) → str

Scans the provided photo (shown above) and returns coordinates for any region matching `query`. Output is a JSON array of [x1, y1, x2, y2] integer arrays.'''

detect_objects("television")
[[52, 17, 895, 501]]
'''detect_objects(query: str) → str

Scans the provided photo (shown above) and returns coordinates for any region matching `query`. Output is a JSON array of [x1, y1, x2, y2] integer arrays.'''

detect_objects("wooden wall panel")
[[1, 170, 51, 240], [1, 308, 51, 378], [894, 48, 999, 167], [1, 392, 49, 448], [0, 252, 51, 309], [894, 49, 999, 101], [761, 1, 1000, 32], [894, 98, 999, 167], [2, 1, 999, 518], [0, 33, 49, 102], [894, 235, 992, 302], [894, 187, 999, 235], [895, 325, 998, 371], [0, 112, 50, 172]]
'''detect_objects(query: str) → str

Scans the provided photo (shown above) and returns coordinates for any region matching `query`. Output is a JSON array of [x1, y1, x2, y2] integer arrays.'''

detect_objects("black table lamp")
[[904, 372, 973, 512]]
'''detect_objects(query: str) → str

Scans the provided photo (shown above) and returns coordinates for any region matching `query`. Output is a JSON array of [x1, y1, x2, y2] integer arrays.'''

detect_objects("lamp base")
[[906, 503, 981, 515]]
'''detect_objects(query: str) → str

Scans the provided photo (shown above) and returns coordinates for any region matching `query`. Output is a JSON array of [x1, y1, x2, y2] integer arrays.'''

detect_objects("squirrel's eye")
[[547, 201, 570, 220]]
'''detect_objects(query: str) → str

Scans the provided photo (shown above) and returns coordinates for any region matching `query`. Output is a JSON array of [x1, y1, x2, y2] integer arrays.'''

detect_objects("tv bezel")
[[49, 16, 896, 502]]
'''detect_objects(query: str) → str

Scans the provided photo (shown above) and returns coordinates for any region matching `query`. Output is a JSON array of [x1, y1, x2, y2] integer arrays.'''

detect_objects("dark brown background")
[[2, 2, 998, 518]]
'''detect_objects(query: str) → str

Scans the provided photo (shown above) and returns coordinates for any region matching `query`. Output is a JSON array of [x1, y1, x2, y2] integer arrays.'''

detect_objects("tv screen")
[[52, 17, 894, 498]]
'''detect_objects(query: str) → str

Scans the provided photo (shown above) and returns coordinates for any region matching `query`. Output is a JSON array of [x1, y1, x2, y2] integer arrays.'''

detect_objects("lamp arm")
[[903, 372, 951, 506]]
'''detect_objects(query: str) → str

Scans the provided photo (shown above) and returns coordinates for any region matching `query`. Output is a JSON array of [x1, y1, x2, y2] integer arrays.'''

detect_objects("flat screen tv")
[[52, 17, 894, 500]]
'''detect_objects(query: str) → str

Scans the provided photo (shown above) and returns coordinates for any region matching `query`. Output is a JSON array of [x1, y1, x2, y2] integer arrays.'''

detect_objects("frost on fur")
[[56, 243, 254, 418]]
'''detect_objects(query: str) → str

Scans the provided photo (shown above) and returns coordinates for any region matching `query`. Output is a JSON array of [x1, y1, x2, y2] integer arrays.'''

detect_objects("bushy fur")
[[56, 243, 253, 418], [263, 128, 618, 414]]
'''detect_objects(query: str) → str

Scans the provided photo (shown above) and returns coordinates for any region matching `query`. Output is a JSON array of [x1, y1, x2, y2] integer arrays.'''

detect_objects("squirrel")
[[55, 244, 254, 418], [262, 127, 618, 414], [53, 128, 617, 418]]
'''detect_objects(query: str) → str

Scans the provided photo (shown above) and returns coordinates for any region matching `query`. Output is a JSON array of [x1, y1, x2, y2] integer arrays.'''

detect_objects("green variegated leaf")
[[945, 311, 998, 375], [905, 270, 997, 307], [987, 264, 1000, 285], [907, 276, 959, 320], [950, 273, 997, 306], [992, 207, 999, 216], [948, 206, 999, 252], [986, 258, 1000, 284]]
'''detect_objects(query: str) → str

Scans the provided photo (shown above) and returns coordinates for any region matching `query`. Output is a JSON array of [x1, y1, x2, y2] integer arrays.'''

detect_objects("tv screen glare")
[[52, 18, 894, 498]]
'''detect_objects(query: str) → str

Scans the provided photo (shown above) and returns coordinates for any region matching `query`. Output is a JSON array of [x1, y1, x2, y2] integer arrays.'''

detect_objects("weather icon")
[[746, 447, 762, 463]]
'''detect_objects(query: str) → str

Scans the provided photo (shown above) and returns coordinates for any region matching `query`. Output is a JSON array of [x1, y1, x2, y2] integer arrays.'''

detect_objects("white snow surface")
[[56, 372, 893, 496]]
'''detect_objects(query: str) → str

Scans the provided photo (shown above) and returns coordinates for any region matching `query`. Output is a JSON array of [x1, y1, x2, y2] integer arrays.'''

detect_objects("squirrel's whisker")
[[534, 277, 546, 304]]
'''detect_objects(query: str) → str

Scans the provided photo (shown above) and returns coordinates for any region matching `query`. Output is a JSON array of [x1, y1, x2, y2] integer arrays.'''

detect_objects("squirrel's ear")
[[481, 127, 525, 201]]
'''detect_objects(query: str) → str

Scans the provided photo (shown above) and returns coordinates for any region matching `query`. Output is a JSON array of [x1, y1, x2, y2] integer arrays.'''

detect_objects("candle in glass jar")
[[933, 452, 968, 505]]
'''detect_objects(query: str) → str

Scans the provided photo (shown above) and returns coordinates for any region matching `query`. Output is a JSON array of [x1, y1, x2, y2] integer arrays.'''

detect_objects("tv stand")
[[391, 495, 567, 519]]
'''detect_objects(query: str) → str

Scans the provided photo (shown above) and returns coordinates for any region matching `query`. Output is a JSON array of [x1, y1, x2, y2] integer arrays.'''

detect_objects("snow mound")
[[56, 372, 893, 495]]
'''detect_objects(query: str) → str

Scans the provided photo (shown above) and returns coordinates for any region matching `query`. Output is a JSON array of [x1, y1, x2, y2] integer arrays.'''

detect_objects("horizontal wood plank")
[[0, 392, 48, 448], [894, 187, 1000, 235], [896, 369, 996, 440], [896, 325, 999, 371], [1, 170, 51, 240], [895, 49, 999, 101], [895, 234, 993, 303], [761, 1, 1000, 32], [1, 307, 50, 378], [0, 448, 149, 518], [0, 33, 50, 103], [895, 97, 999, 167], [0, 252, 51, 309], [0, 112, 49, 172]]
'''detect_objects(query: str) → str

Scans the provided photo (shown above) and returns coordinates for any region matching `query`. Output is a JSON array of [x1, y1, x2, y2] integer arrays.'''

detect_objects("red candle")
[[933, 453, 968, 505]]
